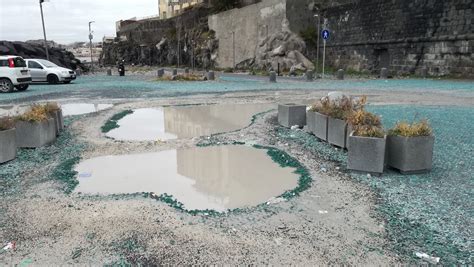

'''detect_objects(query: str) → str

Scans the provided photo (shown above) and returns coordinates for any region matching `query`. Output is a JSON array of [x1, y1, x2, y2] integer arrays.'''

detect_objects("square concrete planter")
[[348, 134, 387, 174], [278, 104, 306, 128], [328, 117, 348, 148], [387, 135, 435, 174], [0, 128, 17, 164], [307, 111, 328, 141], [15, 118, 56, 148], [51, 110, 64, 136]]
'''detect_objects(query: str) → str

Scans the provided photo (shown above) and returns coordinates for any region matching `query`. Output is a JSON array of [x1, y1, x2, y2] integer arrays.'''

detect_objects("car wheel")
[[47, 74, 59, 84], [0, 78, 14, 93], [63, 81, 71, 84], [15, 84, 29, 91]]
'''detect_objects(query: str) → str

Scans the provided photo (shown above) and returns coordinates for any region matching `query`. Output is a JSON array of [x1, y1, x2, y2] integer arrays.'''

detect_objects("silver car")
[[26, 59, 76, 84]]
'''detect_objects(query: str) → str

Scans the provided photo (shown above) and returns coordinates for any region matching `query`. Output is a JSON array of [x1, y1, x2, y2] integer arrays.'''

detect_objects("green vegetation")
[[101, 110, 134, 133], [388, 120, 432, 137]]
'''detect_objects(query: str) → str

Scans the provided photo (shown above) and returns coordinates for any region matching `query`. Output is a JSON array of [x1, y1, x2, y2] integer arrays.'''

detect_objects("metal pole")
[[39, 0, 49, 60], [316, 16, 320, 75], [88, 21, 95, 73], [232, 31, 235, 69], [322, 39, 326, 79], [177, 22, 180, 69]]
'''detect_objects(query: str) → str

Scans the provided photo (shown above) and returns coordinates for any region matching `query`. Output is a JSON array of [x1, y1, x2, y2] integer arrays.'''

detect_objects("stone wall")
[[208, 0, 287, 68], [322, 0, 473, 77]]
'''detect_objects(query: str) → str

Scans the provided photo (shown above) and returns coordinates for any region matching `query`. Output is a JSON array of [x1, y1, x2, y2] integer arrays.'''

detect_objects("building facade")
[[158, 0, 204, 19]]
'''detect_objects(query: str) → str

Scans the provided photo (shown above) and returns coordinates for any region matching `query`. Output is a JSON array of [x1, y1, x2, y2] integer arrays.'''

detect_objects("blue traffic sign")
[[322, 30, 330, 40]]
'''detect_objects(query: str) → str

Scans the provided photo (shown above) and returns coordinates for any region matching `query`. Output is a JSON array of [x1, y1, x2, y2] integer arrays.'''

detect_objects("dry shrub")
[[352, 125, 385, 138], [43, 102, 60, 115], [17, 104, 52, 123], [0, 117, 15, 131], [347, 109, 382, 127], [309, 95, 367, 120], [156, 74, 204, 81], [389, 120, 432, 137]]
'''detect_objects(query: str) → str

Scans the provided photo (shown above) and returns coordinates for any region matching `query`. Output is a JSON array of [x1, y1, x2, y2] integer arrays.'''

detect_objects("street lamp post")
[[88, 21, 95, 73], [39, 0, 49, 60]]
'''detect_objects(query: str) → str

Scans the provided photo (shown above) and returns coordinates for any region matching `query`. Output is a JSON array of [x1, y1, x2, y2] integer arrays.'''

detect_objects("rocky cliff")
[[0, 41, 86, 71]]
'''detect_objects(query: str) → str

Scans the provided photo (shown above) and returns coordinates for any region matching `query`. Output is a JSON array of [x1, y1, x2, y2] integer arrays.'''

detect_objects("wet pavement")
[[74, 145, 299, 212], [106, 103, 274, 141], [61, 103, 114, 116]]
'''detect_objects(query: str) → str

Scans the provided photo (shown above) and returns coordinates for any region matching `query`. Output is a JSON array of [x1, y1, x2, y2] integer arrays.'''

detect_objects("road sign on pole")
[[321, 30, 329, 79]]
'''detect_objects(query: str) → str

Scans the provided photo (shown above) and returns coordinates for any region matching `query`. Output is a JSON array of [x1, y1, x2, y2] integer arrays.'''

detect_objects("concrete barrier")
[[348, 134, 386, 174], [327, 117, 348, 148], [305, 70, 314, 81], [207, 71, 215, 81], [15, 118, 56, 148], [421, 67, 428, 78], [0, 128, 16, 164], [157, 69, 165, 78], [380, 68, 388, 79], [269, 71, 277, 82], [278, 104, 306, 128], [337, 69, 345, 80], [184, 68, 190, 74], [172, 69, 178, 76], [106, 68, 112, 76]]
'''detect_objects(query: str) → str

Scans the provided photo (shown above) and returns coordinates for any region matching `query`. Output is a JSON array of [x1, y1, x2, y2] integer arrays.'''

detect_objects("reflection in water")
[[106, 103, 274, 141], [75, 145, 298, 211], [62, 103, 113, 116], [106, 108, 177, 141]]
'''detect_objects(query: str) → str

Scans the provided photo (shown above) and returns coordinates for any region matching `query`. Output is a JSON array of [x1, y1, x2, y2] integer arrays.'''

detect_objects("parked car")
[[0, 55, 31, 93], [25, 59, 76, 84]]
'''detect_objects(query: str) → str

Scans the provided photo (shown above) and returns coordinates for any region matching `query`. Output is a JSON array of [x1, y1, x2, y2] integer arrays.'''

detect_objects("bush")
[[388, 120, 432, 137], [309, 95, 367, 120], [155, 73, 204, 81], [17, 105, 51, 123], [0, 117, 14, 131], [352, 125, 385, 138]]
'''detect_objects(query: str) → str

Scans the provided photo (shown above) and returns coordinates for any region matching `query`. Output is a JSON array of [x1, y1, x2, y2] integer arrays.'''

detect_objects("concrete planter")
[[327, 117, 348, 148], [51, 110, 64, 136], [346, 124, 353, 149], [307, 111, 328, 141], [278, 104, 306, 128], [387, 135, 434, 174], [348, 134, 387, 174], [0, 128, 16, 164], [15, 118, 56, 148]]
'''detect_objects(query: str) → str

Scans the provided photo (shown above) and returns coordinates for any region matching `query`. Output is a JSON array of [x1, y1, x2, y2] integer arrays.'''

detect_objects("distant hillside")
[[0, 40, 86, 71]]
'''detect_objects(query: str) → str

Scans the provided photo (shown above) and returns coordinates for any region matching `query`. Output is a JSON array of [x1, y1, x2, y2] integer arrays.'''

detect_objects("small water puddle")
[[62, 103, 113, 116], [74, 145, 299, 212], [106, 103, 274, 141]]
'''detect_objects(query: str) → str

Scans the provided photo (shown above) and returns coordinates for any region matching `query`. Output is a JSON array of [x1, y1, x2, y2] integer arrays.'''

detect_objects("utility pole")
[[89, 21, 95, 73], [232, 31, 235, 69], [314, 14, 321, 76], [39, 0, 49, 60]]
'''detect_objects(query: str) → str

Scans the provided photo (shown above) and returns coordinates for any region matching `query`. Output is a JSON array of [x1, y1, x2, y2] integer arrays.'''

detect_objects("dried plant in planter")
[[43, 102, 61, 115], [388, 120, 432, 137], [309, 95, 367, 120], [347, 109, 384, 138], [0, 117, 15, 131], [17, 105, 50, 123]]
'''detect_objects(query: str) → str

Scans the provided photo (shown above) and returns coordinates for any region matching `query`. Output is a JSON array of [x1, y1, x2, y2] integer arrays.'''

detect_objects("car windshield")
[[36, 59, 58, 68]]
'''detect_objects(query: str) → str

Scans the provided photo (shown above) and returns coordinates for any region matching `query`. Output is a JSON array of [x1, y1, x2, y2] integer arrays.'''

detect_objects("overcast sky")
[[0, 0, 159, 44]]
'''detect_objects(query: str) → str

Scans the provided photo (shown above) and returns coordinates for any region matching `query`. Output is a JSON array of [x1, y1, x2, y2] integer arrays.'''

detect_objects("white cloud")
[[0, 0, 159, 44]]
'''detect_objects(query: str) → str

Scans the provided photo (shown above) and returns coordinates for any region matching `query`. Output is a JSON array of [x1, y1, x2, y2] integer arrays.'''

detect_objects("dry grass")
[[389, 120, 432, 137], [309, 95, 367, 120], [0, 117, 15, 131], [155, 74, 204, 82], [17, 103, 60, 123], [352, 125, 385, 138]]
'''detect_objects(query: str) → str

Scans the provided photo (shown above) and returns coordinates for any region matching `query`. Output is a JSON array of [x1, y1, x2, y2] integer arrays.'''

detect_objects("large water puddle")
[[62, 103, 113, 116], [105, 103, 274, 141], [74, 145, 299, 212]]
